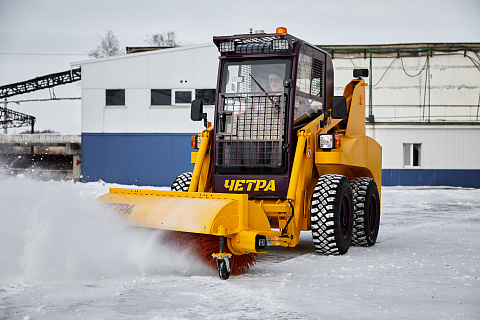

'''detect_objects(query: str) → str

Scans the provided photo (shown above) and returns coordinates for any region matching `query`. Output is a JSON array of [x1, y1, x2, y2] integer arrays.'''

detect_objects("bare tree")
[[145, 31, 179, 47], [89, 30, 122, 58]]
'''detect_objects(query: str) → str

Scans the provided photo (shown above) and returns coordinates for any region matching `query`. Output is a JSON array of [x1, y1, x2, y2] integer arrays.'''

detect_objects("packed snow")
[[0, 174, 479, 319]]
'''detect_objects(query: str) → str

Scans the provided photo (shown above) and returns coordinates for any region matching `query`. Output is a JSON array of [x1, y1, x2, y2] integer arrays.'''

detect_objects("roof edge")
[[71, 43, 215, 66]]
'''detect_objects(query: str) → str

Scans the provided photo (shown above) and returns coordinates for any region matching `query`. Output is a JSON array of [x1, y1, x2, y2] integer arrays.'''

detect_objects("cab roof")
[[213, 32, 302, 55]]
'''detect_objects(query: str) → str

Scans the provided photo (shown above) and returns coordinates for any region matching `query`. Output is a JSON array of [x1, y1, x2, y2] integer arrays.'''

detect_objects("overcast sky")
[[0, 0, 479, 133]]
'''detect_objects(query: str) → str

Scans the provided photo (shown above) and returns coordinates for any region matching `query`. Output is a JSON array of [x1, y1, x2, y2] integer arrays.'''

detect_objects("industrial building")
[[0, 134, 81, 180], [72, 41, 480, 187]]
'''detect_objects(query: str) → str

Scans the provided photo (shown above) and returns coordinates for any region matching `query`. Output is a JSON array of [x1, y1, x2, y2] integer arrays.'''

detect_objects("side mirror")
[[191, 99, 208, 127], [353, 69, 369, 79], [331, 96, 347, 119]]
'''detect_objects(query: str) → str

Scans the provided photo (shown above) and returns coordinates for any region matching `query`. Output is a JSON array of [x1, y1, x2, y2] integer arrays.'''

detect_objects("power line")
[[10, 97, 81, 103], [0, 52, 87, 56], [399, 54, 429, 77], [372, 58, 397, 87]]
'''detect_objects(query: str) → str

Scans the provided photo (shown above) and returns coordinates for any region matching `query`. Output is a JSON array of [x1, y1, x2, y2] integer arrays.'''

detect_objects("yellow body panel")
[[305, 78, 382, 196], [99, 189, 238, 234], [191, 151, 198, 163], [345, 80, 367, 136], [98, 188, 278, 253], [99, 188, 273, 234]]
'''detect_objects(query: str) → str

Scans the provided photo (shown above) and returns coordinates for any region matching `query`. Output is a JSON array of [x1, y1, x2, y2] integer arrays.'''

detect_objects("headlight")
[[318, 134, 341, 149]]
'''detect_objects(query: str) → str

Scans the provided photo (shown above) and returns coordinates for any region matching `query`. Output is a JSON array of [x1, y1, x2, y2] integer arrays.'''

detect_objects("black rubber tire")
[[171, 172, 193, 192], [311, 174, 354, 255], [350, 177, 381, 247], [217, 259, 230, 280]]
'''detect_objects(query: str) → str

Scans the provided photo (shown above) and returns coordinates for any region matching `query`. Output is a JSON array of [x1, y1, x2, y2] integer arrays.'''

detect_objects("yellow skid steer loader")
[[98, 27, 382, 279]]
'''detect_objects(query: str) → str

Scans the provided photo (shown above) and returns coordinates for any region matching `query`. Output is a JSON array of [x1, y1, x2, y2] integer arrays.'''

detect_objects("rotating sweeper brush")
[[98, 28, 383, 279]]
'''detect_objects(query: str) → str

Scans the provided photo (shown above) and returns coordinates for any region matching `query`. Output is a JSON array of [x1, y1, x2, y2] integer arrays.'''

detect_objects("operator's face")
[[269, 74, 283, 92]]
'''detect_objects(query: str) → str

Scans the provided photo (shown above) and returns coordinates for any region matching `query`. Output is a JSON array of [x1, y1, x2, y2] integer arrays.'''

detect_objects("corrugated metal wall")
[[367, 124, 480, 169], [367, 124, 480, 186], [81, 133, 194, 186], [331, 47, 480, 123]]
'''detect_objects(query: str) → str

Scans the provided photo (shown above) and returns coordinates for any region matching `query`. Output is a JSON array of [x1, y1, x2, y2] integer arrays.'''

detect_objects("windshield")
[[221, 59, 290, 94]]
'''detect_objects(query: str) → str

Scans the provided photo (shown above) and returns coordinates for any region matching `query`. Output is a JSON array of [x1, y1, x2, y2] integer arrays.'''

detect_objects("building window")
[[403, 143, 421, 167], [175, 90, 192, 104], [106, 89, 125, 106], [151, 89, 171, 105], [195, 89, 216, 105]]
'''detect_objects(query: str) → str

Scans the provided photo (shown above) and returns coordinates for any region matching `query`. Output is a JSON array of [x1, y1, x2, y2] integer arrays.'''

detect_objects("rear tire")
[[171, 172, 192, 191], [311, 174, 354, 255], [350, 177, 381, 246]]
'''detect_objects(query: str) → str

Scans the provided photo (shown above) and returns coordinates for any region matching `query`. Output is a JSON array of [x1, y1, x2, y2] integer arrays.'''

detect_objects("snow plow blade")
[[97, 188, 273, 254]]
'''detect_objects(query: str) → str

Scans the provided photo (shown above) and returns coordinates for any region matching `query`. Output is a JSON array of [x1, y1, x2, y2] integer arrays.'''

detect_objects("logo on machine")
[[320, 113, 332, 129], [105, 202, 135, 215], [224, 179, 276, 192]]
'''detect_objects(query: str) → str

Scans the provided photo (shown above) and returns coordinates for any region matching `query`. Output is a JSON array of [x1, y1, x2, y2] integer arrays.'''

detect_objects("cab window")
[[294, 45, 326, 124]]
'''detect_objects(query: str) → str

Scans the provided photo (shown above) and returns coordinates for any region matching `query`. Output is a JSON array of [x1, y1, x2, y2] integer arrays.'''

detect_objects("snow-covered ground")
[[0, 175, 479, 319]]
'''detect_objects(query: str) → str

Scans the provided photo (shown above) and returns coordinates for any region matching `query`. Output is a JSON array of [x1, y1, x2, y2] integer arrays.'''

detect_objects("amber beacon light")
[[276, 27, 287, 33]]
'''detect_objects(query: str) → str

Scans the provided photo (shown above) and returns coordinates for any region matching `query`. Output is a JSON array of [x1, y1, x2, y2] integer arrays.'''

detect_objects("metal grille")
[[216, 92, 285, 167], [311, 58, 324, 98]]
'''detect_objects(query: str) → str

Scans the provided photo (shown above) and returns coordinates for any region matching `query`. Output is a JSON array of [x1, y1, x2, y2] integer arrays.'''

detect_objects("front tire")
[[311, 174, 354, 255], [171, 172, 192, 192], [350, 177, 381, 246]]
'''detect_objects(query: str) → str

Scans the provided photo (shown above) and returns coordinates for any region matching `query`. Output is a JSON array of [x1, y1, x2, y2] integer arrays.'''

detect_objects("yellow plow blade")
[[97, 188, 273, 245]]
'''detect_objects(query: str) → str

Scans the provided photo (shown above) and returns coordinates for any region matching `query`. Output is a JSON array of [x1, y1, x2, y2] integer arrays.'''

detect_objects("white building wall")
[[75, 44, 219, 134], [81, 88, 104, 132]]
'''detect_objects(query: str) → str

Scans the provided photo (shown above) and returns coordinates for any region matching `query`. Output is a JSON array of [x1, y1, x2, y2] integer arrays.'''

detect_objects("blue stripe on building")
[[82, 133, 480, 188], [81, 133, 195, 187], [382, 169, 480, 188]]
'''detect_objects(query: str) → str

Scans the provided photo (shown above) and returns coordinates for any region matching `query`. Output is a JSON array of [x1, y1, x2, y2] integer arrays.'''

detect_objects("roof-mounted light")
[[219, 41, 235, 53], [272, 37, 289, 51], [272, 27, 290, 50]]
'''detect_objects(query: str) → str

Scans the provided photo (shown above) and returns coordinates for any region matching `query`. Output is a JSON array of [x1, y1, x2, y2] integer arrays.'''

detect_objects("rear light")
[[191, 135, 202, 149], [318, 134, 341, 149], [335, 135, 341, 148]]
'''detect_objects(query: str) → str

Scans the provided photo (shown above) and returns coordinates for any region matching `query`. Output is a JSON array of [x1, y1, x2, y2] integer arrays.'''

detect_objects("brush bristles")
[[164, 231, 257, 275]]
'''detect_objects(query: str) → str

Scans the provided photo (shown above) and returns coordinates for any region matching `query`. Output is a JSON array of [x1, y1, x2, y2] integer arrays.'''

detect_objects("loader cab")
[[216, 58, 292, 174], [204, 29, 333, 197]]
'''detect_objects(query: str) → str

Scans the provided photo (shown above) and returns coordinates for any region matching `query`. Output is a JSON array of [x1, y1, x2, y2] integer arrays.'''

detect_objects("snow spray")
[[0, 175, 211, 281]]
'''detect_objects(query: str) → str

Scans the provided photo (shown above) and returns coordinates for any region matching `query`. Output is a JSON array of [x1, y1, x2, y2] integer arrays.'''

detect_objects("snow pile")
[[0, 175, 210, 281]]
